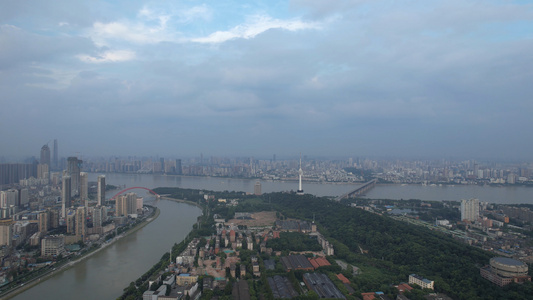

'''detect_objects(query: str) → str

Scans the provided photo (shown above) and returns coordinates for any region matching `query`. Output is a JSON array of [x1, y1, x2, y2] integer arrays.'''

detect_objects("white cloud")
[[191, 15, 320, 44], [77, 50, 136, 63], [177, 5, 212, 23]]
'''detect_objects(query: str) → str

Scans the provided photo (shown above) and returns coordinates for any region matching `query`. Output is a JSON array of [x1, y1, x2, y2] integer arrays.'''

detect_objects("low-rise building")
[[480, 257, 531, 287], [408, 274, 434, 290]]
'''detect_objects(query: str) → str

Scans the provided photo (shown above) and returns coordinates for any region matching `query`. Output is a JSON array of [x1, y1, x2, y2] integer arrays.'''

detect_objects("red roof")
[[273, 231, 280, 238], [308, 257, 331, 269], [308, 258, 319, 269], [361, 292, 375, 300], [336, 273, 350, 284], [396, 283, 413, 293]]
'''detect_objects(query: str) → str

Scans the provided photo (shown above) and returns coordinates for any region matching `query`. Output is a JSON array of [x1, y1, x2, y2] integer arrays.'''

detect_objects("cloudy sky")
[[1, 0, 533, 160]]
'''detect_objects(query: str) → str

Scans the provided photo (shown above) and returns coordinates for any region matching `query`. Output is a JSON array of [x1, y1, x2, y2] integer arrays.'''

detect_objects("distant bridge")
[[336, 179, 377, 201], [110, 187, 160, 201]]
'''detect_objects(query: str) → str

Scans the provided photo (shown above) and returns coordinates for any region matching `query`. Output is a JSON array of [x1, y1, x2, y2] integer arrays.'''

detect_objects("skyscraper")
[[62, 176, 71, 218], [80, 172, 88, 207], [176, 159, 182, 175], [53, 139, 58, 170], [461, 198, 479, 222], [40, 144, 51, 166], [97, 175, 105, 206], [67, 157, 82, 196]]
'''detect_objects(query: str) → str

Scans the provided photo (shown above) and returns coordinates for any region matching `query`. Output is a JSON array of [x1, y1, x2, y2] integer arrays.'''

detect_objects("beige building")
[[0, 219, 13, 246], [409, 274, 434, 290], [176, 274, 198, 286], [41, 235, 65, 257], [76, 207, 86, 239]]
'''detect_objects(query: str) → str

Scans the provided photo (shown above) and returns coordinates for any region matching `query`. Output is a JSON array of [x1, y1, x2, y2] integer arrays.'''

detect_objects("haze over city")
[[2, 0, 533, 159]]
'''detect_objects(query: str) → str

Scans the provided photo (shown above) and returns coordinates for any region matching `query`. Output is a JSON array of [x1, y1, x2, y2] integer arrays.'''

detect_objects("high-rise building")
[[97, 175, 105, 206], [53, 139, 58, 170], [176, 159, 182, 175], [461, 198, 480, 222], [39, 210, 50, 233], [67, 157, 82, 196], [62, 176, 72, 218], [160, 158, 165, 173], [254, 181, 261, 195], [19, 188, 29, 206], [116, 192, 137, 216], [76, 206, 86, 239], [66, 211, 75, 234], [80, 172, 88, 207], [37, 163, 49, 180], [92, 206, 105, 228], [40, 144, 51, 166], [0, 219, 13, 246], [0, 163, 38, 185], [0, 189, 19, 208]]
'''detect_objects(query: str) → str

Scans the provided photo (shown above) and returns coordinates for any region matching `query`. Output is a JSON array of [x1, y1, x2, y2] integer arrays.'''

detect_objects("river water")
[[94, 173, 532, 204], [13, 173, 533, 299], [12, 200, 201, 300]]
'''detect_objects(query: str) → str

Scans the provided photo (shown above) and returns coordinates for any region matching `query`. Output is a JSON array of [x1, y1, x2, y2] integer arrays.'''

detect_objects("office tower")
[[461, 198, 480, 222], [40, 144, 51, 166], [254, 181, 261, 195], [97, 175, 105, 206], [160, 158, 165, 173], [80, 172, 88, 207], [76, 206, 86, 239], [67, 157, 82, 196], [53, 139, 58, 170], [176, 159, 182, 175], [62, 175, 71, 218], [297, 154, 304, 195]]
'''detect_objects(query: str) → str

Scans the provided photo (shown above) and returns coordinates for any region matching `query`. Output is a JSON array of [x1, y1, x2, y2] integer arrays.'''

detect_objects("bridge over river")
[[335, 179, 377, 201]]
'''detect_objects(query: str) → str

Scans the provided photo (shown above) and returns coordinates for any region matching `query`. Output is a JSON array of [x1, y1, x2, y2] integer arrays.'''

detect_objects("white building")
[[461, 198, 479, 222]]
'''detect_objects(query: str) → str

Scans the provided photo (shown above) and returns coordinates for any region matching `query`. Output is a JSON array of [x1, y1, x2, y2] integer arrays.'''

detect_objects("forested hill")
[[266, 192, 533, 300]]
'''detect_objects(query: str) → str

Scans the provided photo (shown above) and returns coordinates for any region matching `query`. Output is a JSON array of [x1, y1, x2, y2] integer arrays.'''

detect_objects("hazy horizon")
[[2, 1, 533, 160]]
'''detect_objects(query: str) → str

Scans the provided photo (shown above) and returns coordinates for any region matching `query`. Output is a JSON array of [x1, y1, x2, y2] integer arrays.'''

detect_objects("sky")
[[1, 0, 533, 160]]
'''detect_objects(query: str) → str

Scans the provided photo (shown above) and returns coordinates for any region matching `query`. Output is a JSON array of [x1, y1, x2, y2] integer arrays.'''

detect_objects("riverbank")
[[1, 207, 161, 300]]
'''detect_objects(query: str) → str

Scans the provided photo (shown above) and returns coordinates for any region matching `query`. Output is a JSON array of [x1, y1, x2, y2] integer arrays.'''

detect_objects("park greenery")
[[124, 187, 533, 300]]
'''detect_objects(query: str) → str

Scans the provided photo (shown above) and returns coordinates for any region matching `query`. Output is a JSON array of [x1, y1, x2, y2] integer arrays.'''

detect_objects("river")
[[94, 173, 532, 204], [12, 173, 533, 299], [12, 200, 202, 300]]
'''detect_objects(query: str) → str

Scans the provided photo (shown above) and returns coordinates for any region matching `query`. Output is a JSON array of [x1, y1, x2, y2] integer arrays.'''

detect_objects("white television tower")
[[297, 153, 304, 195]]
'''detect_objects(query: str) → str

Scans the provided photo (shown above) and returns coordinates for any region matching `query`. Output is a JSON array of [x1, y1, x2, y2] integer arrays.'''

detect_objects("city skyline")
[[2, 1, 533, 159]]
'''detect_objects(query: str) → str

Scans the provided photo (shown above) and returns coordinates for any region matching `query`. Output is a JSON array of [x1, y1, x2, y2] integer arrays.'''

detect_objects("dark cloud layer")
[[1, 0, 533, 160]]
